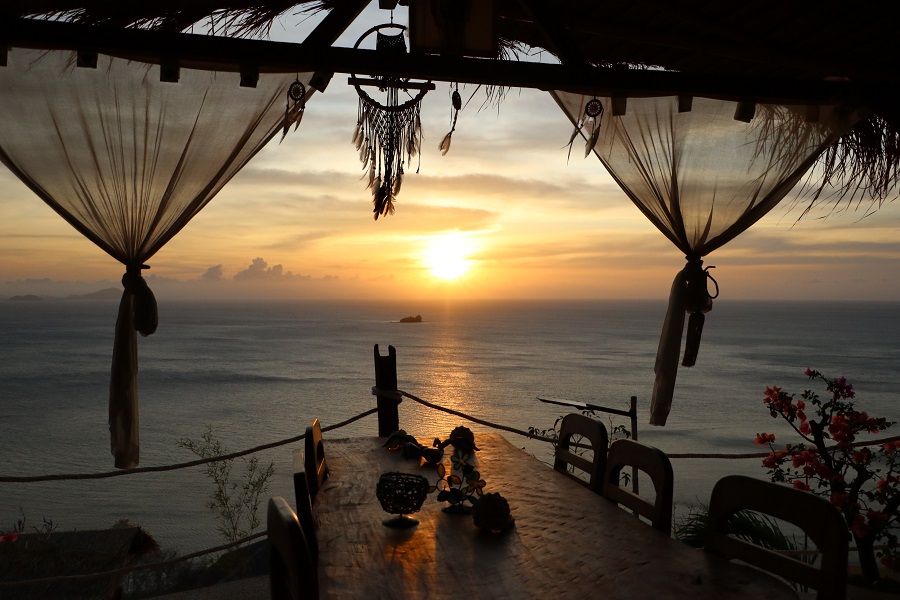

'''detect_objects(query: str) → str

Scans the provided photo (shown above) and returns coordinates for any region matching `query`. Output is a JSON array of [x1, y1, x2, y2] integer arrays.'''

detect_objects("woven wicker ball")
[[376, 472, 429, 515]]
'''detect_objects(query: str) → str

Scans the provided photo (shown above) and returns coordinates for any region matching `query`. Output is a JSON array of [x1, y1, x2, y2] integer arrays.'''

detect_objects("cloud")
[[232, 257, 311, 281], [199, 265, 224, 282]]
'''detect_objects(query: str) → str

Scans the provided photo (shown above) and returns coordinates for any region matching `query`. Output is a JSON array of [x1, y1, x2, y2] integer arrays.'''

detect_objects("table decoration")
[[428, 426, 485, 514], [376, 472, 430, 528], [472, 492, 515, 533]]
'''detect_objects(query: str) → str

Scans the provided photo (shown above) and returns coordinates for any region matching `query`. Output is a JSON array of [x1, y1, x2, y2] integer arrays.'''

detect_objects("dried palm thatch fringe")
[[794, 113, 900, 217], [6, 1, 334, 37]]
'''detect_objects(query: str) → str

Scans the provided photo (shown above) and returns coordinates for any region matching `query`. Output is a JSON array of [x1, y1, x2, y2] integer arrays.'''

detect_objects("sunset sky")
[[1, 6, 898, 302]]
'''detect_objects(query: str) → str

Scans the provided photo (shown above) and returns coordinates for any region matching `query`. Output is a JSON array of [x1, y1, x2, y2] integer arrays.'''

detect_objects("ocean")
[[1, 298, 898, 554]]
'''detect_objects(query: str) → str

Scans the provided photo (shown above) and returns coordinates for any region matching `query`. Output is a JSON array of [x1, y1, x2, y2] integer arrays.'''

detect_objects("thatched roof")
[[2, 0, 898, 207]]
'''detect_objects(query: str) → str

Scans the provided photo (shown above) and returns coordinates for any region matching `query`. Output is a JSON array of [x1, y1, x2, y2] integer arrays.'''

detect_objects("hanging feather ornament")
[[439, 84, 462, 156], [281, 78, 306, 142], [566, 97, 604, 160], [351, 24, 431, 220]]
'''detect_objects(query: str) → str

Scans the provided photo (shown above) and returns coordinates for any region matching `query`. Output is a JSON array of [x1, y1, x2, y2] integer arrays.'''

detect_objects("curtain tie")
[[682, 257, 718, 367], [122, 264, 158, 337]]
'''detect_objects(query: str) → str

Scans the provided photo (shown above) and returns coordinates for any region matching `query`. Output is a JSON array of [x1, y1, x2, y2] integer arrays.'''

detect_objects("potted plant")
[[755, 369, 900, 590]]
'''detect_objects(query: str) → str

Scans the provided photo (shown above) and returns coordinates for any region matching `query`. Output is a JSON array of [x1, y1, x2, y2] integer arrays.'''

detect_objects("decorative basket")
[[376, 472, 430, 527]]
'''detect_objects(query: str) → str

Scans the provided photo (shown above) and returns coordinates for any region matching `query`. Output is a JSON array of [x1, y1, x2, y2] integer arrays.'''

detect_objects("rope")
[[379, 388, 557, 444], [0, 531, 267, 589], [378, 387, 900, 460], [0, 408, 377, 484], [668, 434, 900, 460]]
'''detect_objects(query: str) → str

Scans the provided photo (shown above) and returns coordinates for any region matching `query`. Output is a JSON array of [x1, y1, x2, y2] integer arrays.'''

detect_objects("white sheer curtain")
[[552, 93, 859, 425], [0, 48, 312, 467]]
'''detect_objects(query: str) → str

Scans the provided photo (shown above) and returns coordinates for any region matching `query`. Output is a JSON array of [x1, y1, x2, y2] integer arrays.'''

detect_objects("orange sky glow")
[[1, 7, 898, 303]]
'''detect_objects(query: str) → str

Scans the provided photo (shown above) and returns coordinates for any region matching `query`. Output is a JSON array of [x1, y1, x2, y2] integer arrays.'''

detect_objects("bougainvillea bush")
[[755, 369, 900, 584]]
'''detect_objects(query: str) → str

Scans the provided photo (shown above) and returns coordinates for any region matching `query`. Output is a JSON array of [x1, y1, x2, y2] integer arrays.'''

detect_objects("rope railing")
[[382, 387, 557, 445], [0, 408, 377, 483], [386, 387, 900, 458], [0, 530, 268, 589]]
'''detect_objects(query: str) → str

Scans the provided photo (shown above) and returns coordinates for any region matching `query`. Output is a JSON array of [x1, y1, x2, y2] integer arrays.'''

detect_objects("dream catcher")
[[566, 97, 604, 159], [281, 77, 307, 141], [350, 23, 434, 219]]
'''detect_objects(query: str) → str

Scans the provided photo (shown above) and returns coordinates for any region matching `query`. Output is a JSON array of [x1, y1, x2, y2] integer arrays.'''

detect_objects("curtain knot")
[[681, 258, 719, 367], [121, 264, 158, 337]]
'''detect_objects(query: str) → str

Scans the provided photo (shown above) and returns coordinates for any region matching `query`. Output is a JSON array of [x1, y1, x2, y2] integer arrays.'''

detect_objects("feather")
[[439, 132, 452, 156], [392, 172, 403, 195], [373, 184, 386, 219], [351, 121, 360, 145], [367, 164, 375, 188], [370, 174, 381, 192], [293, 106, 304, 131], [565, 121, 583, 162], [359, 142, 368, 164], [585, 124, 601, 157]]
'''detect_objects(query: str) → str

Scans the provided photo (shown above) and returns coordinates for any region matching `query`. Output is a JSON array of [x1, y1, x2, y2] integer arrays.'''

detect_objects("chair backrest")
[[268, 496, 318, 600], [603, 439, 674, 534], [553, 413, 608, 494], [304, 418, 329, 501], [705, 475, 849, 600], [292, 470, 318, 565]]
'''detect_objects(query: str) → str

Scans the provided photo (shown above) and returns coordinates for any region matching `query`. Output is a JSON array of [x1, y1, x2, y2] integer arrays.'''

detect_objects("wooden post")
[[373, 344, 399, 436], [630, 396, 639, 495]]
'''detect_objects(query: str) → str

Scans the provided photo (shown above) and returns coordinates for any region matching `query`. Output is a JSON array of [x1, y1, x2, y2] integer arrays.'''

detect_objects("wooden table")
[[313, 433, 798, 599]]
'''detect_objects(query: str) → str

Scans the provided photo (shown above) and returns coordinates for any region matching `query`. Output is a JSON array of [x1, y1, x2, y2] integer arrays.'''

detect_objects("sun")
[[422, 233, 474, 280]]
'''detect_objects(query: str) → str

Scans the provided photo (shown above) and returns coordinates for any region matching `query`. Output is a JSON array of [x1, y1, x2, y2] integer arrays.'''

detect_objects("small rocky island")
[[399, 315, 422, 323]]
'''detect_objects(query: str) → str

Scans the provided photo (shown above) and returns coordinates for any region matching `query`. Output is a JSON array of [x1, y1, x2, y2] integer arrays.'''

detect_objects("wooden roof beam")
[[0, 17, 872, 107], [300, 0, 370, 49]]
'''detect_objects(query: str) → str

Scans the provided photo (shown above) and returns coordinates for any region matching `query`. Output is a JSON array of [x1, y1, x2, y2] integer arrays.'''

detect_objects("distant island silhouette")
[[399, 315, 422, 323], [8, 294, 43, 302], [6, 288, 121, 302]]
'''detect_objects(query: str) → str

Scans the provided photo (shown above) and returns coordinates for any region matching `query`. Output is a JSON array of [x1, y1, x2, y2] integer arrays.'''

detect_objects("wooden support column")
[[374, 344, 400, 436]]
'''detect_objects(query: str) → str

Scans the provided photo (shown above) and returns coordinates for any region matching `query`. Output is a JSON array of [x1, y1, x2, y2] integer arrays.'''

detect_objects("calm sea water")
[[1, 298, 898, 553]]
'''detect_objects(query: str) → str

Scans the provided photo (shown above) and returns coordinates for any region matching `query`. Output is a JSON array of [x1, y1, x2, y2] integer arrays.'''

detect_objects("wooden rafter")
[[300, 0, 369, 49], [0, 17, 875, 107]]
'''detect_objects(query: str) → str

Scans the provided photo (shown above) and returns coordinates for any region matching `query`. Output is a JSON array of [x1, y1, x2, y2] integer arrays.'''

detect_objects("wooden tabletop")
[[313, 433, 798, 600]]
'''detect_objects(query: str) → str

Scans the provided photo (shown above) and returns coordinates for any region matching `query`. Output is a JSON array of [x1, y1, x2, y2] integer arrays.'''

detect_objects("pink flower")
[[851, 514, 871, 538], [799, 420, 812, 435], [867, 510, 889, 526], [884, 441, 900, 454], [831, 492, 850, 508], [0, 532, 19, 543], [804, 368, 814, 377], [793, 480, 811, 491], [762, 450, 786, 469], [754, 433, 776, 446]]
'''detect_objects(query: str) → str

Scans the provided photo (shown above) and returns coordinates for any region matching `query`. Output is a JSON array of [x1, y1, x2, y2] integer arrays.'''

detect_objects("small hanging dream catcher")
[[281, 77, 307, 141], [350, 23, 434, 219], [566, 96, 604, 159]]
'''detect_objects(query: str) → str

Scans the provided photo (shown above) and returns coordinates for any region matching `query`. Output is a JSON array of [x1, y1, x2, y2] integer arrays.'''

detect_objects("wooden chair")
[[603, 438, 674, 534], [268, 496, 318, 600], [304, 418, 329, 502], [292, 470, 318, 564], [705, 475, 849, 600], [553, 413, 608, 494]]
